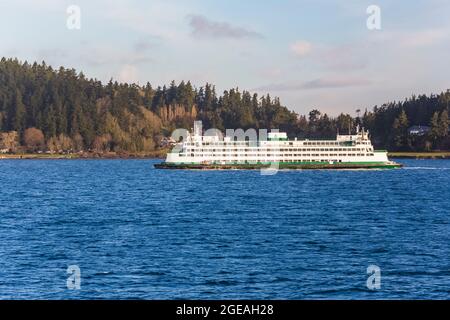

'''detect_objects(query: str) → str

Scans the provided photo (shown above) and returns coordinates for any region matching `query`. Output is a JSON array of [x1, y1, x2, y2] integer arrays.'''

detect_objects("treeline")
[[0, 57, 449, 153], [0, 58, 298, 153], [300, 98, 450, 151], [361, 95, 449, 150]]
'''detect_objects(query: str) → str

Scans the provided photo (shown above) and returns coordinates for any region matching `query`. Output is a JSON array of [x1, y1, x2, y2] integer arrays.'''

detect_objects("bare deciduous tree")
[[23, 127, 45, 152], [0, 131, 19, 152]]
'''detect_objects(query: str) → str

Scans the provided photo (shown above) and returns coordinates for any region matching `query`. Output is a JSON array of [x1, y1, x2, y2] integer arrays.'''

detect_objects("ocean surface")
[[0, 159, 449, 299]]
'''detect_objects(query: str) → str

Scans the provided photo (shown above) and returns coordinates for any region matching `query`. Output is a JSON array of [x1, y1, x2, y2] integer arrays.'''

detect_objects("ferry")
[[155, 121, 402, 170]]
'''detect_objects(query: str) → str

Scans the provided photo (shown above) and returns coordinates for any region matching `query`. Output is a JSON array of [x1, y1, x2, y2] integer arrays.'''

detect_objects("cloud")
[[116, 64, 139, 83], [258, 67, 283, 78], [316, 44, 368, 71], [253, 76, 372, 92], [133, 38, 159, 52], [302, 77, 372, 89], [76, 44, 153, 66], [187, 14, 263, 39], [104, 1, 189, 41], [367, 27, 450, 49], [289, 40, 369, 71], [399, 29, 449, 48], [290, 41, 312, 57]]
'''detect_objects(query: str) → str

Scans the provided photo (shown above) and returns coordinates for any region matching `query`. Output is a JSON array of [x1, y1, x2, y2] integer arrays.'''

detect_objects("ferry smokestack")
[[193, 120, 203, 137]]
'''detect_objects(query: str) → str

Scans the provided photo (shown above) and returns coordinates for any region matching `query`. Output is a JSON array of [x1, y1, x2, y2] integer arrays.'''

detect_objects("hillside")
[[0, 57, 449, 154]]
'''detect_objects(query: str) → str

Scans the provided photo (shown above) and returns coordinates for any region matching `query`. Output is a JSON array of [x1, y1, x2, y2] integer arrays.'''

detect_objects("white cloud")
[[290, 41, 312, 57]]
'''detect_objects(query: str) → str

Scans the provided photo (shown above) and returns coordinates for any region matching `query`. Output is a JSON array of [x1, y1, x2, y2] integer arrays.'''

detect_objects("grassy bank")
[[0, 149, 169, 160], [388, 152, 450, 159]]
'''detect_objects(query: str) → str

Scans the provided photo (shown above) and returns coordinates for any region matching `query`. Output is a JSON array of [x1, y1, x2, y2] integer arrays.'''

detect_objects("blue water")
[[0, 159, 449, 299]]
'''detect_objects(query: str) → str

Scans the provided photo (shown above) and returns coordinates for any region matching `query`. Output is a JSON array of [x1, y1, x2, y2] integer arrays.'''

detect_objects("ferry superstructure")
[[155, 121, 402, 169]]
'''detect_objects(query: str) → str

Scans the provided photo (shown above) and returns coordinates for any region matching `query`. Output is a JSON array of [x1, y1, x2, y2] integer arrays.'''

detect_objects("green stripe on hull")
[[154, 161, 403, 170]]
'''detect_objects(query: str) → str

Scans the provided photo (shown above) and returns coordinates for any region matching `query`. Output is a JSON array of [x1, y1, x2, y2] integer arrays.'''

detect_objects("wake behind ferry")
[[155, 121, 402, 170]]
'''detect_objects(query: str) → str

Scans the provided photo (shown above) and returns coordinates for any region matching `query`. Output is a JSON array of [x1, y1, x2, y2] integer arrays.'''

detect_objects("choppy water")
[[0, 159, 449, 299]]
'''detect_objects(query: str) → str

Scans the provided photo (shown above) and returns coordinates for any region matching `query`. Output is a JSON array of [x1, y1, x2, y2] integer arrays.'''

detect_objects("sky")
[[1, 0, 450, 116]]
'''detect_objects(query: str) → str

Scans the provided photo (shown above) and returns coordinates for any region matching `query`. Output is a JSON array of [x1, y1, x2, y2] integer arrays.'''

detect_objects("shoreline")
[[388, 152, 450, 159], [0, 151, 168, 160], [2, 151, 450, 160]]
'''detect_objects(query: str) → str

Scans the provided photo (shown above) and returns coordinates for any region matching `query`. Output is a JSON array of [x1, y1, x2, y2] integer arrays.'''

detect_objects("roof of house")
[[408, 125, 430, 131]]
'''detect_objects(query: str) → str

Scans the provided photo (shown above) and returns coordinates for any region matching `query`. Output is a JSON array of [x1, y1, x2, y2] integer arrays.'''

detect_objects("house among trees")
[[408, 125, 430, 136]]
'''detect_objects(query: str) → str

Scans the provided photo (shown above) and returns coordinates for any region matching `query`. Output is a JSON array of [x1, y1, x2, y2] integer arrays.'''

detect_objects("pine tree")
[[438, 110, 449, 138], [44, 104, 57, 138], [429, 111, 440, 143], [12, 89, 26, 133], [391, 109, 409, 149]]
